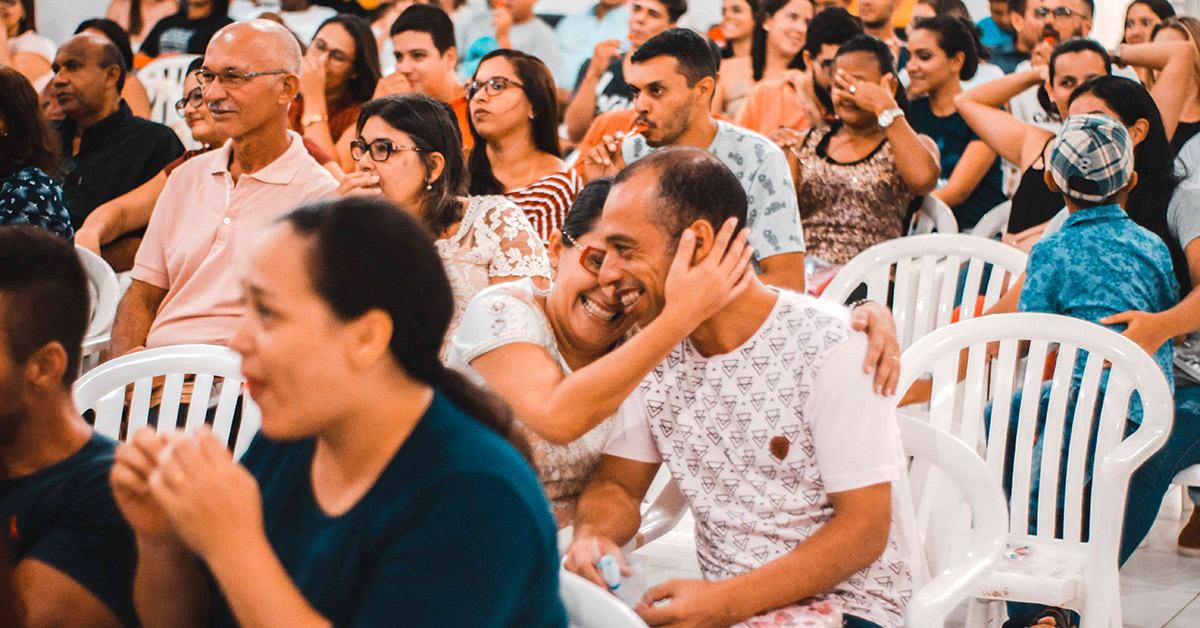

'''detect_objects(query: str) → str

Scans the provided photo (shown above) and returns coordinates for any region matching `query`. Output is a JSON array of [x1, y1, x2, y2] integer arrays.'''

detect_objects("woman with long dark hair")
[[1124, 0, 1175, 45], [111, 196, 568, 628], [0, 67, 71, 239], [719, 0, 761, 60], [293, 14, 381, 171], [338, 93, 550, 357], [467, 48, 579, 244], [105, 0, 178, 47], [906, 16, 1005, 230], [784, 34, 939, 266], [956, 37, 1196, 240], [75, 18, 152, 119], [0, 0, 54, 90], [712, 0, 810, 120]]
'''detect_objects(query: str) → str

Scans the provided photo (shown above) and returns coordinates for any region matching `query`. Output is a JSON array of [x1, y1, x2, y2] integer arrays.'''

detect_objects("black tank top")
[[1171, 119, 1200, 155], [1007, 138, 1063, 233]]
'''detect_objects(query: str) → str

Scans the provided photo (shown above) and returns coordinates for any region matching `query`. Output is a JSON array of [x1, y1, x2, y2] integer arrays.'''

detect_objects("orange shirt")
[[736, 80, 811, 137], [449, 93, 474, 151]]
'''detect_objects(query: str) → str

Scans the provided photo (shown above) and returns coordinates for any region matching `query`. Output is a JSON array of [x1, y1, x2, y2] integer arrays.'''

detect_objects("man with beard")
[[583, 28, 807, 292], [0, 226, 137, 628], [1008, 0, 1093, 131]]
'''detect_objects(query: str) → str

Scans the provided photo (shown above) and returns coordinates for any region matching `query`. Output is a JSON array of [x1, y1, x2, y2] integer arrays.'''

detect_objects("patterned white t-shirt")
[[605, 291, 913, 628], [622, 121, 806, 264]]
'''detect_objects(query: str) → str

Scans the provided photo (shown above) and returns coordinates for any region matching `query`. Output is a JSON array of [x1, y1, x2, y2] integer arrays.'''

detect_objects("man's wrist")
[[712, 575, 760, 624]]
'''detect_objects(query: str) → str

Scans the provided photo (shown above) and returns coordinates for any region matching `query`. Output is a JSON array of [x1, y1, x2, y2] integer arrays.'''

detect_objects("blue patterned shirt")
[[1020, 204, 1178, 386], [0, 167, 73, 240]]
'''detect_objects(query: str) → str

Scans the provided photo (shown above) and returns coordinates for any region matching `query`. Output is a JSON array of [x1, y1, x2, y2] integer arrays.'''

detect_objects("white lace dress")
[[447, 278, 614, 527], [436, 195, 551, 360]]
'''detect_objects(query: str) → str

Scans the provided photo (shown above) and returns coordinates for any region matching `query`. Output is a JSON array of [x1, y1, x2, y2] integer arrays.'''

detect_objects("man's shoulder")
[[122, 111, 183, 143], [712, 121, 786, 165]]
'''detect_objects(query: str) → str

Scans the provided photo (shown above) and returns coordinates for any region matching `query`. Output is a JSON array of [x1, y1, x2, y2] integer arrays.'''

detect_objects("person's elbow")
[[539, 419, 589, 446], [909, 166, 941, 197]]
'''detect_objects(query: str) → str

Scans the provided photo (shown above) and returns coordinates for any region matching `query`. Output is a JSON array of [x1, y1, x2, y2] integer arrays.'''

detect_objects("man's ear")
[[104, 64, 121, 93], [696, 75, 716, 103], [1125, 170, 1139, 193], [685, 219, 718, 265], [280, 74, 302, 103], [24, 342, 69, 390], [442, 47, 458, 73], [802, 49, 815, 70]]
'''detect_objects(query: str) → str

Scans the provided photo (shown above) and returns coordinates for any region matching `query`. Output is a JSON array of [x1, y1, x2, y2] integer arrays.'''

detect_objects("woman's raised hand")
[[662, 217, 754, 329], [111, 429, 180, 543]]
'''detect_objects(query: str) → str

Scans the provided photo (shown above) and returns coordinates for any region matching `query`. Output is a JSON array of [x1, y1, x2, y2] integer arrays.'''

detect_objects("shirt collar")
[[57, 99, 133, 148], [209, 130, 308, 185], [1061, 203, 1128, 229]]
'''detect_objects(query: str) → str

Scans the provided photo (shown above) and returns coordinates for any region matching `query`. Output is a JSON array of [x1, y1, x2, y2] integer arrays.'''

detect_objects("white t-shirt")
[[604, 291, 913, 628], [623, 121, 807, 264]]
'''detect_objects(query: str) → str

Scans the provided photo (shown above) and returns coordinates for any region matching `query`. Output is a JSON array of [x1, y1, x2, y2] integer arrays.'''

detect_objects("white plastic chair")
[[76, 245, 121, 370], [970, 200, 1012, 240], [559, 570, 648, 628], [139, 54, 199, 126], [74, 344, 261, 459], [821, 234, 1028, 351], [898, 313, 1173, 628], [557, 475, 688, 554], [901, 414, 1008, 628], [908, 195, 959, 235]]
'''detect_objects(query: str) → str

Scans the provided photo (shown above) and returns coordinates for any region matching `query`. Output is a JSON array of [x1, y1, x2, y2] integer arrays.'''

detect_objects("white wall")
[[36, 0, 112, 46]]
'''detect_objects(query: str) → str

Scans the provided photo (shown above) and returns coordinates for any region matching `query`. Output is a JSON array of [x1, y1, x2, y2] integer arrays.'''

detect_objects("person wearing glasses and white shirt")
[[111, 20, 338, 357], [336, 92, 551, 359]]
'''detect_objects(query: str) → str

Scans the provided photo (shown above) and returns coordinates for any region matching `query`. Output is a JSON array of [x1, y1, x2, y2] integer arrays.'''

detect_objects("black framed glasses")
[[1034, 7, 1077, 19], [562, 232, 606, 275], [466, 76, 524, 100], [349, 139, 425, 162], [196, 68, 290, 88], [175, 87, 203, 116]]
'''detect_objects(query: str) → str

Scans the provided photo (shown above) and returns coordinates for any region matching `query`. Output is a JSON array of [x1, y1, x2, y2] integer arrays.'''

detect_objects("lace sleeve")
[[479, 199, 553, 280], [451, 282, 554, 365]]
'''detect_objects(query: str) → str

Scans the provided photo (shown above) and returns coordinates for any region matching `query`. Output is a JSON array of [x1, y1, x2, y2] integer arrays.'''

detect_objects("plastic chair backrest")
[[821, 234, 1028, 351], [909, 196, 959, 235], [140, 54, 199, 126], [900, 414, 1007, 627], [898, 313, 1171, 550], [74, 344, 261, 459], [970, 200, 1011, 239], [76, 246, 120, 341], [559, 570, 648, 628]]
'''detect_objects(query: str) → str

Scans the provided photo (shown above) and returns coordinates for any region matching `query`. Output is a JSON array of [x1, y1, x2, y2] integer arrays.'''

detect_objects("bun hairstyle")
[[910, 15, 989, 80], [280, 197, 533, 462]]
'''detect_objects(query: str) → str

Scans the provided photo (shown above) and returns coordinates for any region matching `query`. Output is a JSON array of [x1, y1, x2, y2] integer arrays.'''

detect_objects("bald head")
[[208, 19, 302, 75], [57, 32, 126, 93]]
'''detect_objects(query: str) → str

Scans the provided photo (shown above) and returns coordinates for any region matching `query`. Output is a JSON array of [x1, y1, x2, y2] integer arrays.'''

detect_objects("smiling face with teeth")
[[593, 170, 679, 322], [544, 230, 645, 363]]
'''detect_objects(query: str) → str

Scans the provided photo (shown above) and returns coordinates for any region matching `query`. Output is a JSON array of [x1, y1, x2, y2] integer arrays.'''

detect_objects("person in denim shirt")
[[1001, 113, 1178, 628]]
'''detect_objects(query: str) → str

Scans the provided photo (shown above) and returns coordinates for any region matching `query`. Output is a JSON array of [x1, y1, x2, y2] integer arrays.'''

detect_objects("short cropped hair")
[[0, 227, 89, 384], [630, 28, 719, 86], [389, 4, 456, 53], [656, 0, 689, 23], [614, 147, 748, 243], [803, 7, 863, 59], [96, 37, 127, 94]]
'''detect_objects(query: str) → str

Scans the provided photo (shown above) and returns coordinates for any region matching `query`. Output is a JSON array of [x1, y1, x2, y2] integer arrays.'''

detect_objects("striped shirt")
[[504, 169, 583, 243]]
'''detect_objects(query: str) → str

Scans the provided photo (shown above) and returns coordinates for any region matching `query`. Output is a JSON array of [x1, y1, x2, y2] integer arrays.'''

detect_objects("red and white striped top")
[[504, 169, 584, 244]]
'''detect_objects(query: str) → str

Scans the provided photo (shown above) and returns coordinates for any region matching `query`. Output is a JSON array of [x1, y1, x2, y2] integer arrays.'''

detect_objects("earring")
[[529, 113, 535, 120], [426, 183, 433, 190]]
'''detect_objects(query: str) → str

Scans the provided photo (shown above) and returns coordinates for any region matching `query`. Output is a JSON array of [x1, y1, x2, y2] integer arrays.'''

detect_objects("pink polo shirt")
[[132, 131, 338, 349]]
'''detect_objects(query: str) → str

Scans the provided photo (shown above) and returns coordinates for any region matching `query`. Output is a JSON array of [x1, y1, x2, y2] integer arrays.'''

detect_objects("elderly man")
[[50, 32, 184, 266], [111, 20, 338, 356], [0, 226, 136, 628], [564, 148, 912, 628]]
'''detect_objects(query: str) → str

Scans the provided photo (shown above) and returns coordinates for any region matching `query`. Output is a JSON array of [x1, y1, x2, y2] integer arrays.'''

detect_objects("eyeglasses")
[[196, 68, 290, 88], [562, 232, 606, 275], [466, 76, 524, 100], [174, 87, 203, 116], [1034, 7, 1079, 19], [350, 138, 425, 162], [310, 38, 352, 64]]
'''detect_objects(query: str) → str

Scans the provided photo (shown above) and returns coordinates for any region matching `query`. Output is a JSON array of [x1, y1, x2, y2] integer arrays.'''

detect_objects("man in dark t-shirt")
[[0, 226, 137, 628]]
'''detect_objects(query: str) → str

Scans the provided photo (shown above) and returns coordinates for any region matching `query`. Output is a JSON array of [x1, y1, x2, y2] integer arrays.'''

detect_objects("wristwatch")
[[878, 108, 905, 129], [301, 113, 328, 128]]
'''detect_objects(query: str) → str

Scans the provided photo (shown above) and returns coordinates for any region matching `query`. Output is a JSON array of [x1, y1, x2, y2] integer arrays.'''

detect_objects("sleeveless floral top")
[[795, 124, 914, 265], [436, 196, 551, 360]]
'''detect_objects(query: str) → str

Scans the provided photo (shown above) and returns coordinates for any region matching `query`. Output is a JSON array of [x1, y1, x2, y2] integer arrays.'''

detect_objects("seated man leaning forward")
[[564, 147, 912, 628], [0, 226, 137, 628]]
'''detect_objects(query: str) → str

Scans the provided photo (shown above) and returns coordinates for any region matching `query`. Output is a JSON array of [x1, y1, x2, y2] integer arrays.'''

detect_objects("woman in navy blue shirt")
[[905, 16, 1006, 230], [110, 197, 567, 628]]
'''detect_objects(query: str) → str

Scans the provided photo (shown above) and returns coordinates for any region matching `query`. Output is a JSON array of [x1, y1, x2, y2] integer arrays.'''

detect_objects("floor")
[[636, 487, 1200, 627]]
